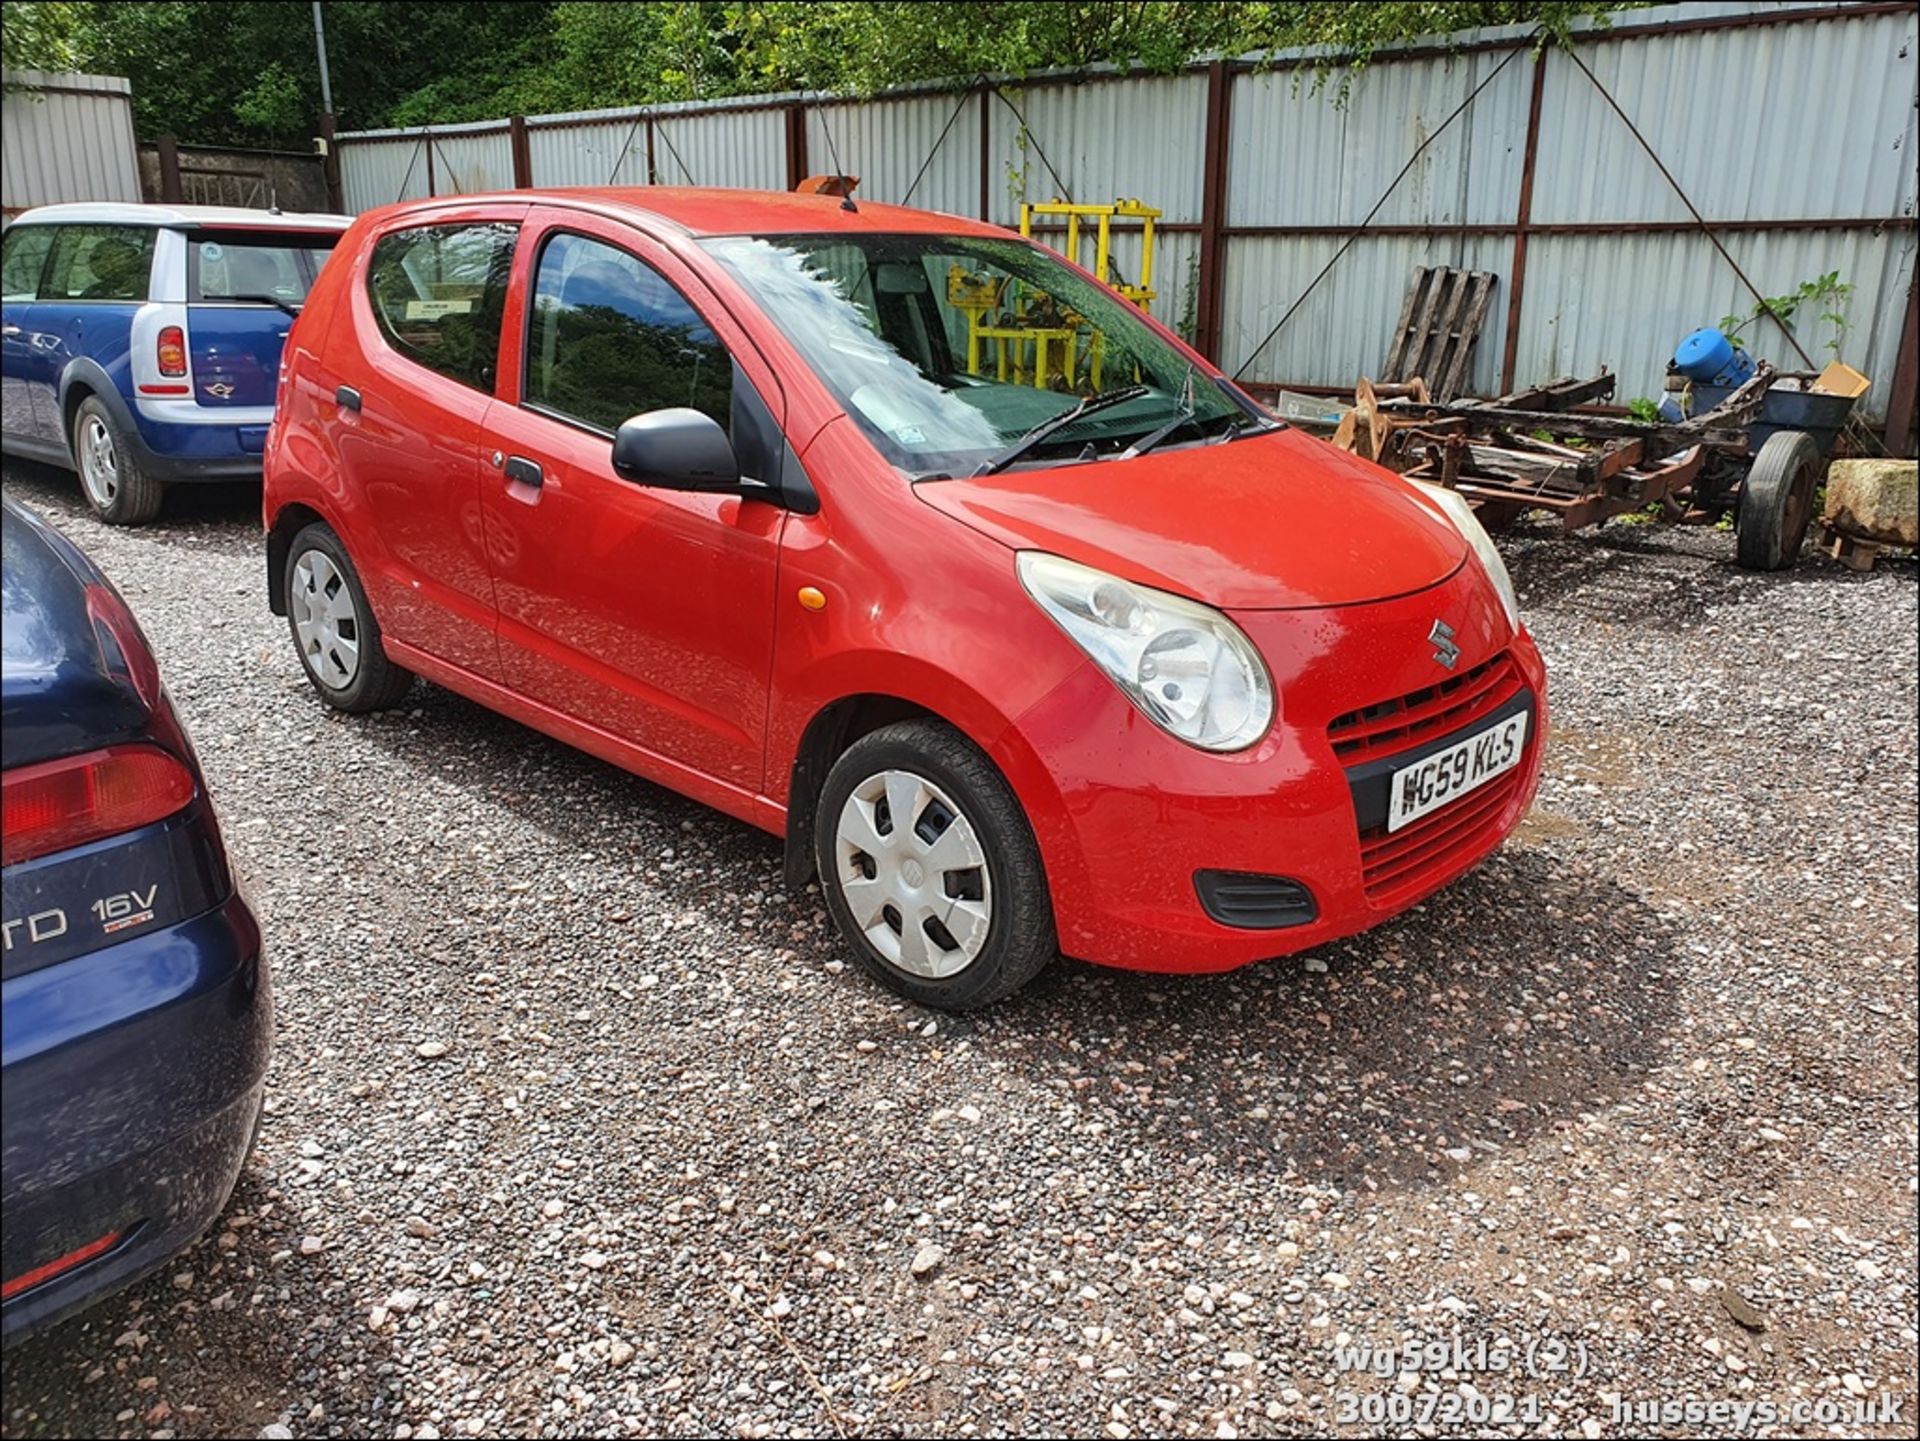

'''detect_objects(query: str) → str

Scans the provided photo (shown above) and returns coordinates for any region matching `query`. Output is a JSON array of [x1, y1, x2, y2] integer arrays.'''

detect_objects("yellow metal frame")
[[1019, 197, 1160, 310]]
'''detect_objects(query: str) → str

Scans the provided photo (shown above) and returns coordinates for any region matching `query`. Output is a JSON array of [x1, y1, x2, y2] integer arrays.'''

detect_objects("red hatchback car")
[[263, 187, 1546, 1009]]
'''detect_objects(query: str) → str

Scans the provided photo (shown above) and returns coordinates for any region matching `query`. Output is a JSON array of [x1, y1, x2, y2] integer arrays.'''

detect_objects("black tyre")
[[283, 522, 414, 712], [1735, 430, 1821, 572], [814, 720, 1056, 1010], [71, 394, 164, 525]]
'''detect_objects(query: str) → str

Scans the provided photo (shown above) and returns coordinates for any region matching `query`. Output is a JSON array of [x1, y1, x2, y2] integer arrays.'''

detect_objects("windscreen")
[[187, 229, 339, 304], [702, 232, 1246, 475]]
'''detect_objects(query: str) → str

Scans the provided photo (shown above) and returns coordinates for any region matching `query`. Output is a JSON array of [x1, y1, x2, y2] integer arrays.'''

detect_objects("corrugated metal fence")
[[1, 69, 142, 217], [335, 0, 1919, 445]]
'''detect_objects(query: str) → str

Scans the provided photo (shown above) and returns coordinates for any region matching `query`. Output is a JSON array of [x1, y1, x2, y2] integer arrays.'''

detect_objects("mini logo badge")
[[205, 381, 235, 399], [1428, 618, 1461, 670]]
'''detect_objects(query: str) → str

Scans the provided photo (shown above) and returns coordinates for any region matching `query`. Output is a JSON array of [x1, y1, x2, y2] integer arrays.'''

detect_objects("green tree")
[[3, 0, 1643, 141], [2, 0, 84, 74]]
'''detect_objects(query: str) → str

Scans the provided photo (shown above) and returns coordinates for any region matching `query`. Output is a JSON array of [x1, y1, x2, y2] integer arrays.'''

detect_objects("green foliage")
[[6, 0, 1637, 144], [2, 0, 84, 75], [1626, 396, 1661, 422], [1718, 270, 1854, 356]]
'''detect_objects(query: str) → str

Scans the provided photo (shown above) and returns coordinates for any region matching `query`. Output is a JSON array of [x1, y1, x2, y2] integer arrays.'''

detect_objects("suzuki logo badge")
[[1428, 619, 1461, 670]]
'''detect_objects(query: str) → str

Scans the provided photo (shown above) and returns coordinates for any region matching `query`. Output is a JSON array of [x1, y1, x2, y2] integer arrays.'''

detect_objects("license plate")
[[1387, 712, 1529, 833]]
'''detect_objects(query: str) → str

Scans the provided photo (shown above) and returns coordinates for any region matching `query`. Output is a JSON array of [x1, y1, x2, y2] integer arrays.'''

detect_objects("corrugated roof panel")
[[1229, 47, 1532, 228], [1514, 227, 1915, 419], [660, 109, 785, 190], [808, 93, 982, 218], [2, 70, 141, 212], [527, 118, 653, 188], [987, 74, 1208, 225], [1532, 5, 1918, 224], [1221, 233, 1514, 394]]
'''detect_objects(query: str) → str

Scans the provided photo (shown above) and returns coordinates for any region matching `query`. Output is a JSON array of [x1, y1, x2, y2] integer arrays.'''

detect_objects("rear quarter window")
[[366, 222, 517, 392], [41, 225, 156, 302], [1, 225, 57, 300]]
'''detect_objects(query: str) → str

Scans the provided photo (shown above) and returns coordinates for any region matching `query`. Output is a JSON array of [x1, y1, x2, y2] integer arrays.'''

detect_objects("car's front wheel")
[[72, 395, 163, 525], [284, 522, 414, 712], [814, 720, 1056, 1010]]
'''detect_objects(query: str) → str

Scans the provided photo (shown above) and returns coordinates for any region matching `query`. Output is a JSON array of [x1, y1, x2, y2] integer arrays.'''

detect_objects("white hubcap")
[[78, 414, 118, 507], [291, 550, 361, 689], [835, 769, 992, 978]]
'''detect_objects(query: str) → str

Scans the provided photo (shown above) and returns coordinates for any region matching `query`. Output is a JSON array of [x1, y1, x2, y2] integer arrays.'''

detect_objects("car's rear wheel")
[[72, 395, 163, 525], [284, 522, 414, 711], [814, 720, 1055, 1010]]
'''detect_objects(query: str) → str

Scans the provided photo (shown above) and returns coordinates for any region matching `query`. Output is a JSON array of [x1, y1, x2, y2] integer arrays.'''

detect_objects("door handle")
[[1, 325, 20, 338], [335, 384, 362, 412], [503, 455, 543, 488]]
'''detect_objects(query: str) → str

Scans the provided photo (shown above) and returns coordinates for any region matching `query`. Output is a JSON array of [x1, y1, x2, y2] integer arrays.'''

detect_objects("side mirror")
[[611, 408, 740, 491]]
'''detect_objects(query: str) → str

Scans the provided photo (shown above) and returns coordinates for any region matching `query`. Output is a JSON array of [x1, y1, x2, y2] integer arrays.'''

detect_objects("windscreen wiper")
[[1119, 365, 1198, 460], [972, 385, 1149, 477], [217, 293, 303, 317]]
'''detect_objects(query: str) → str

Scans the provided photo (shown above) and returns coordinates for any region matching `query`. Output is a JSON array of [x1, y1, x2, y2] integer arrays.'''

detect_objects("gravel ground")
[[1, 458, 1915, 1441]]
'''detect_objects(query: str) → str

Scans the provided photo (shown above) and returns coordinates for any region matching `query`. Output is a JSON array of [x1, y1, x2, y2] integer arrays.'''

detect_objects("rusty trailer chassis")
[[1373, 366, 1777, 532]]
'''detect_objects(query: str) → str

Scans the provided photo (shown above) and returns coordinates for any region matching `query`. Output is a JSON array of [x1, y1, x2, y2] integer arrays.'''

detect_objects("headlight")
[[1016, 552, 1274, 752], [1412, 481, 1520, 630]]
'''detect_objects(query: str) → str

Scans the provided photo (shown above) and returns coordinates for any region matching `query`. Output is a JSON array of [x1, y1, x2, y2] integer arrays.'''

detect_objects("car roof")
[[373, 186, 1011, 241], [7, 202, 353, 231]]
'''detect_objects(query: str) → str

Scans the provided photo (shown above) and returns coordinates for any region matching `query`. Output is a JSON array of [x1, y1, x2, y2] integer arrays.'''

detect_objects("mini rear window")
[[188, 230, 338, 304]]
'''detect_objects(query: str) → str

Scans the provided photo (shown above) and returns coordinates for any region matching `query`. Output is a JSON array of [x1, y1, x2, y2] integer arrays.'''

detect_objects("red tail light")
[[157, 325, 187, 377], [1, 1228, 129, 1301], [1, 745, 197, 867]]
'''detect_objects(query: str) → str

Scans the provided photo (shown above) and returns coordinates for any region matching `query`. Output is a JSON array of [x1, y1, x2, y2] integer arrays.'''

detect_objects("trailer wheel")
[[1735, 430, 1820, 571]]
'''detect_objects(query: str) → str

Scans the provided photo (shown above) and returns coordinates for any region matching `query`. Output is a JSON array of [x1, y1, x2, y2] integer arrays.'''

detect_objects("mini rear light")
[[1, 1228, 129, 1300], [157, 325, 187, 377], [1, 745, 196, 867]]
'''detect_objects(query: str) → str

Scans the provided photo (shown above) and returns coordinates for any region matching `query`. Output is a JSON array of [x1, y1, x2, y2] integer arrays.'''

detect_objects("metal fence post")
[[156, 134, 183, 203], [1499, 46, 1548, 397], [510, 115, 532, 188], [1195, 59, 1232, 362], [784, 105, 808, 190]]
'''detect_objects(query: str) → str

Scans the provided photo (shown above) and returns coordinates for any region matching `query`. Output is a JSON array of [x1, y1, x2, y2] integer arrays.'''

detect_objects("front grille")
[[1194, 870, 1318, 929], [1358, 763, 1525, 904], [1329, 652, 1522, 764]]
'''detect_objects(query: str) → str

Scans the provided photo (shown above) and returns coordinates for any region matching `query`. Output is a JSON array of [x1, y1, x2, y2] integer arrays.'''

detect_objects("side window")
[[524, 231, 731, 434], [41, 225, 155, 302], [367, 222, 517, 392], [1, 226, 57, 301]]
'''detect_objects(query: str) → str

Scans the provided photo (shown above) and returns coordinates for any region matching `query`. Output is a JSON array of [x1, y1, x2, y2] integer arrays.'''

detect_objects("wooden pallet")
[[1821, 523, 1889, 572], [1382, 266, 1498, 402]]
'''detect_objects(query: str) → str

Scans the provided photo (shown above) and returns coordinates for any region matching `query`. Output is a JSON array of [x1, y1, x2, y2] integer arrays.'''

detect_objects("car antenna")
[[818, 112, 857, 212]]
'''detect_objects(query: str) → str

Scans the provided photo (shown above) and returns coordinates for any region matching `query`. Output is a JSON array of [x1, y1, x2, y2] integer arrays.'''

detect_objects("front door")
[[1, 225, 62, 445], [477, 211, 785, 795]]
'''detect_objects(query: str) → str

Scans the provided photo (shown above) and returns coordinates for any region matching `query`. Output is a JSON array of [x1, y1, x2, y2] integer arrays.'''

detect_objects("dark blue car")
[[1, 203, 349, 525], [0, 495, 269, 1344]]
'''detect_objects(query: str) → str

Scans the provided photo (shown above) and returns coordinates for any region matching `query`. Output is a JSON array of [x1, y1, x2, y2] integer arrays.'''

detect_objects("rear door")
[[181, 228, 339, 410], [323, 205, 524, 675]]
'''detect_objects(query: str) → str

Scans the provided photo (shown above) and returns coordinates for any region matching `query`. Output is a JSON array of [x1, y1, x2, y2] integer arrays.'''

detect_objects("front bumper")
[[1, 895, 269, 1345], [993, 563, 1547, 973]]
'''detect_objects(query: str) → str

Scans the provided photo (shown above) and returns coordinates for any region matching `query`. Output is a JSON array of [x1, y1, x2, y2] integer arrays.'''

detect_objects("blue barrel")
[[1673, 328, 1757, 387]]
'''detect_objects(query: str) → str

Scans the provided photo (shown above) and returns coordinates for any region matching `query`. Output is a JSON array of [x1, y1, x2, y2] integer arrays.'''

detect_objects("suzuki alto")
[[262, 187, 1545, 1009]]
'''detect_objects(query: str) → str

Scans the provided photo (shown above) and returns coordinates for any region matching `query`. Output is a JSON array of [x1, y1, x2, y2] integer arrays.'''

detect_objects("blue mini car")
[[1, 203, 350, 524], [0, 495, 270, 1344]]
